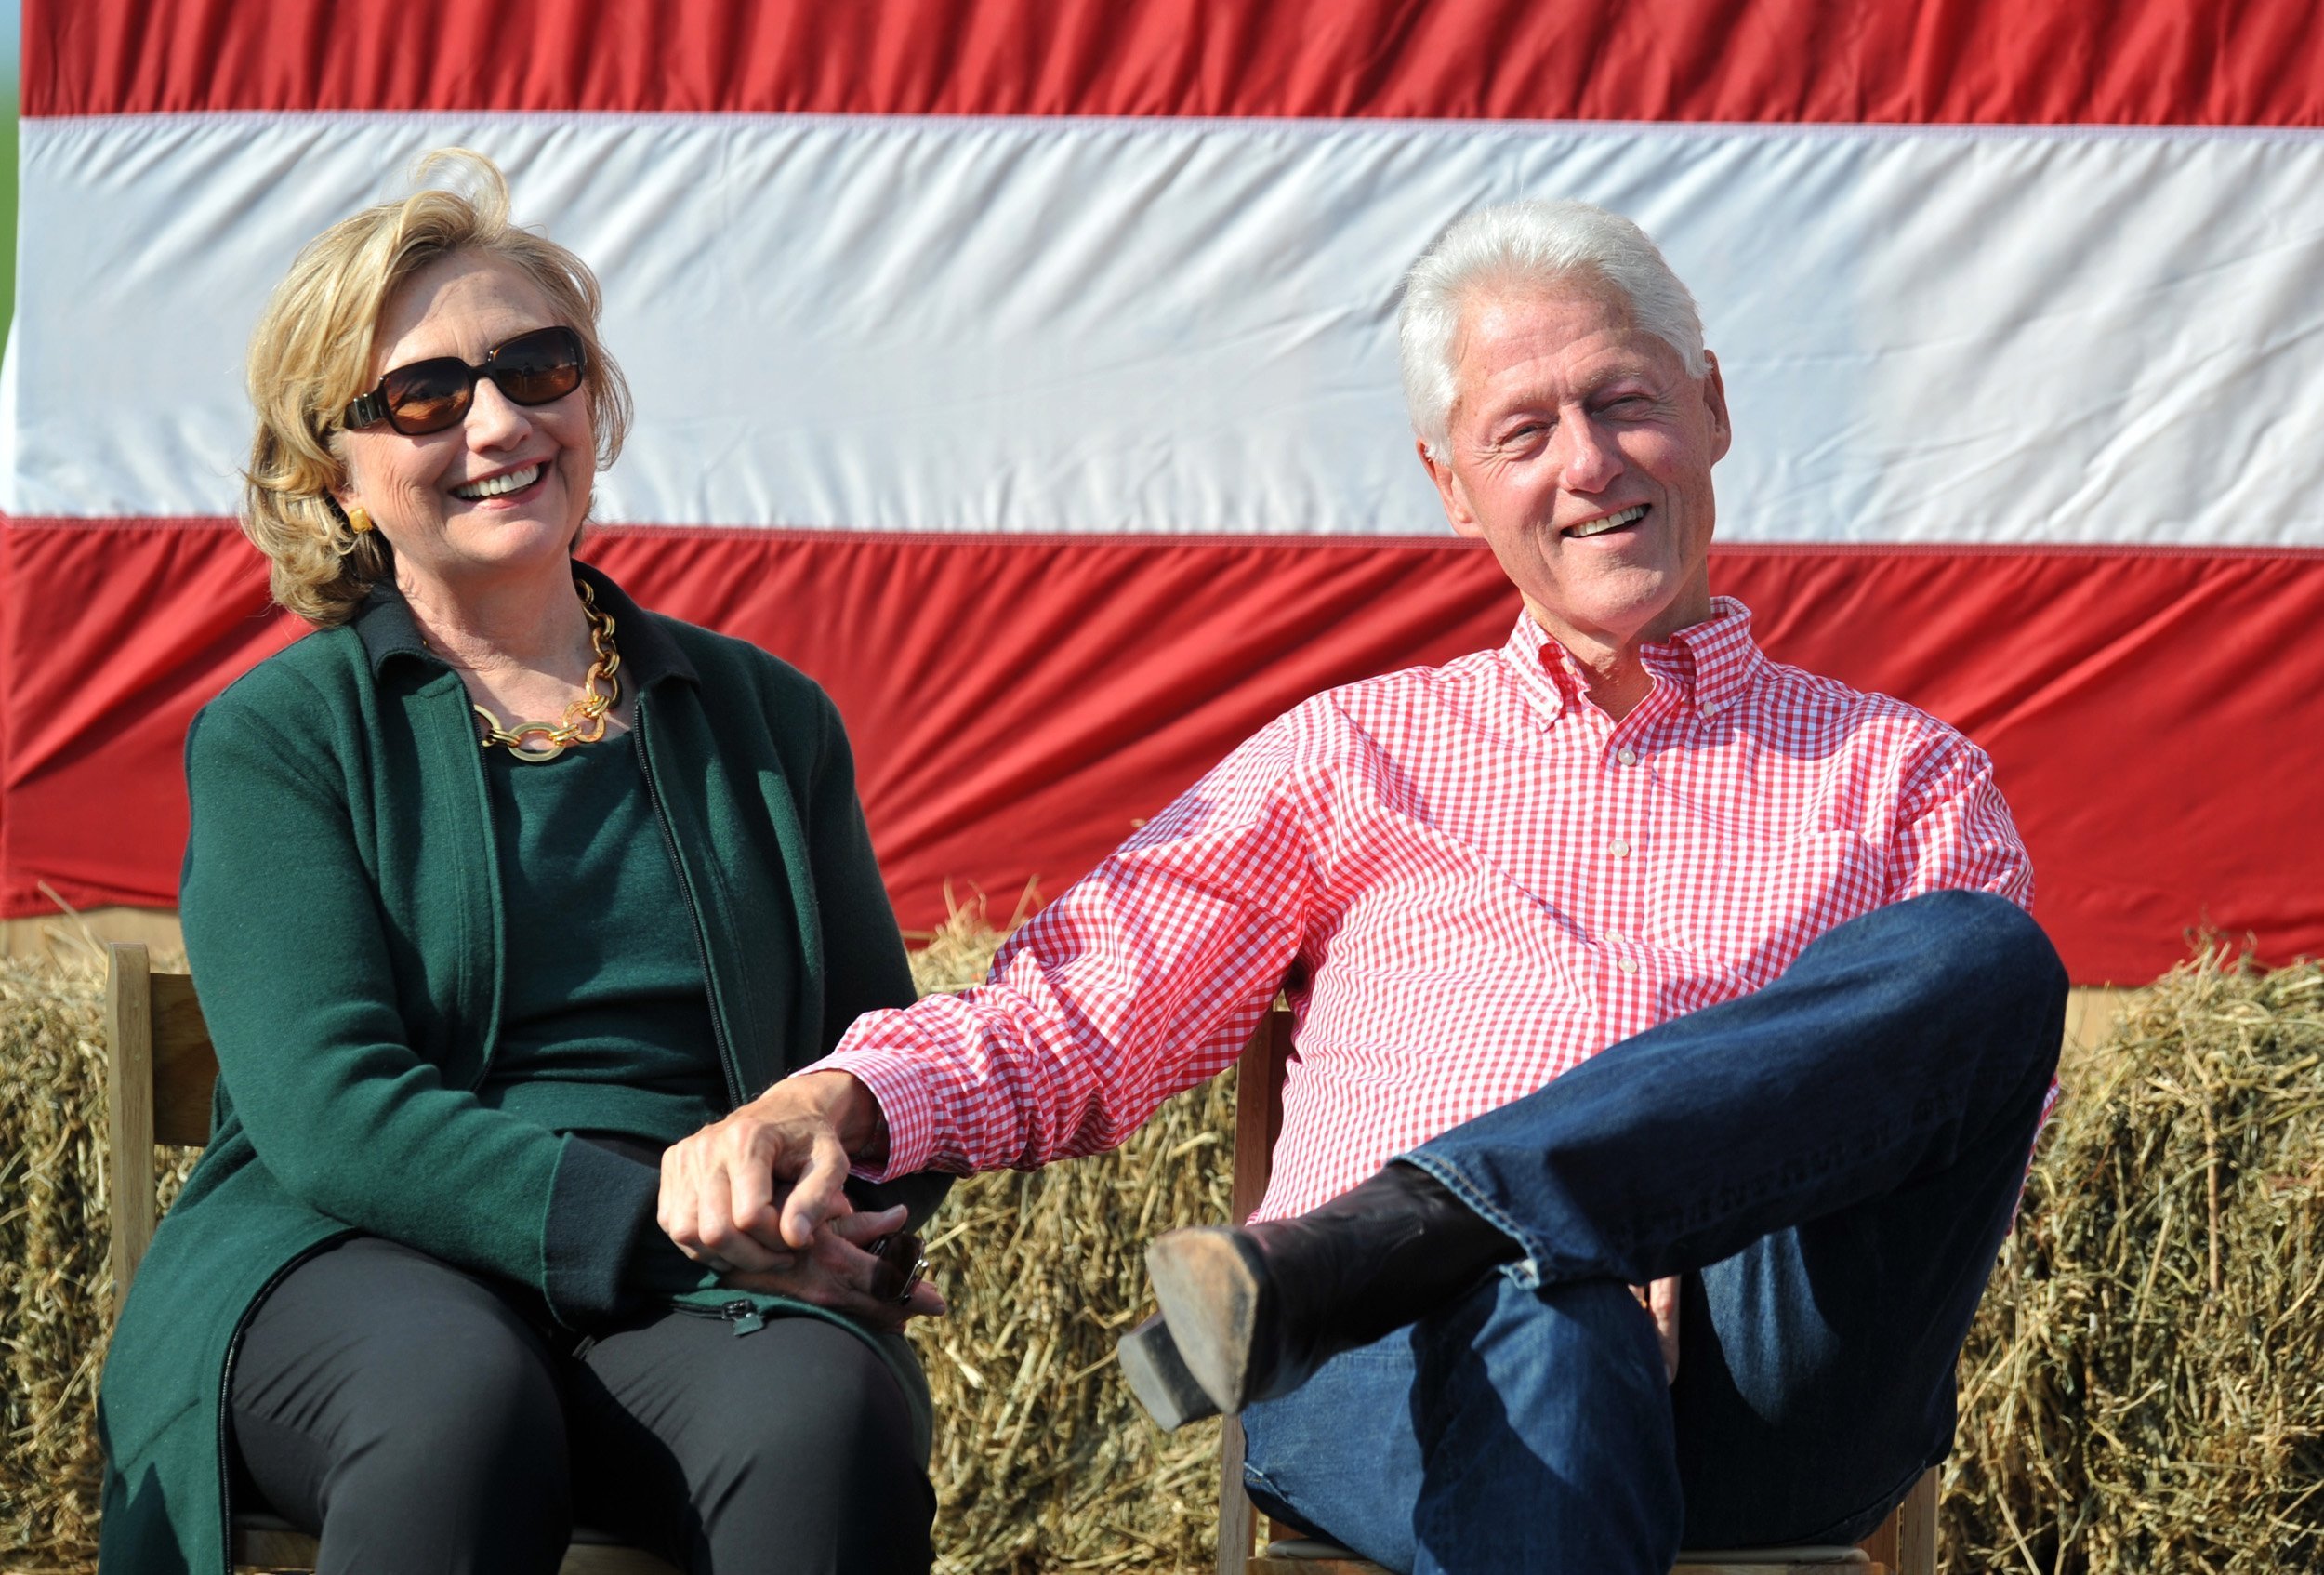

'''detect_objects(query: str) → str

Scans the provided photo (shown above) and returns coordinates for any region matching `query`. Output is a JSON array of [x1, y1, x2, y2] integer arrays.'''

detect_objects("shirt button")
[[1604, 930, 1626, 944], [1617, 748, 1638, 766], [1609, 840, 1631, 858], [1617, 958, 1640, 974], [1700, 701, 1721, 718]]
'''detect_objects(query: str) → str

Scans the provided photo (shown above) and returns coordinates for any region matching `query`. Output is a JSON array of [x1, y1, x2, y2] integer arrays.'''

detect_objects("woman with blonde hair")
[[96, 150, 945, 1575]]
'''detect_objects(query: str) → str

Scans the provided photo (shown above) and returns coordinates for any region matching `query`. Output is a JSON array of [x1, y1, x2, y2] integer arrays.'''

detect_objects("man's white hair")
[[1399, 200, 1708, 459]]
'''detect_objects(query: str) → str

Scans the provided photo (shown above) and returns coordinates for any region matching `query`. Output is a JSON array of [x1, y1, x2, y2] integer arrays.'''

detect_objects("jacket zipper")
[[674, 1296, 767, 1335], [212, 1229, 358, 1573], [631, 699, 746, 1109]]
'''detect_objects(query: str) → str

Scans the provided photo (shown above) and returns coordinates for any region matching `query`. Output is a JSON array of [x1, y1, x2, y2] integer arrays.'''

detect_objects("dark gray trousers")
[[229, 1235, 932, 1575]]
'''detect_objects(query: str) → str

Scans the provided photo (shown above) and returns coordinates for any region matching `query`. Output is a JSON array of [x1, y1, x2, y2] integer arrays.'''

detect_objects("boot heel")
[[1116, 1311, 1221, 1430], [1145, 1226, 1268, 1415]]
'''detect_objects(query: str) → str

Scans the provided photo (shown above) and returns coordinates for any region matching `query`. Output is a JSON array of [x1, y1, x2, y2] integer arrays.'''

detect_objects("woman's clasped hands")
[[659, 1070, 946, 1331]]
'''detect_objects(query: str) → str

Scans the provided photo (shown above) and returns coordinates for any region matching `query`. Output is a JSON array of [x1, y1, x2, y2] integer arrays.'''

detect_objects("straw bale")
[[1948, 946, 2324, 1573], [0, 926, 195, 1568], [902, 896, 1235, 1574]]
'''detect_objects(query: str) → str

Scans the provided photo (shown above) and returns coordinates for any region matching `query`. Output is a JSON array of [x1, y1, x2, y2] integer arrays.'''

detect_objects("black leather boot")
[[1121, 1162, 1519, 1428]]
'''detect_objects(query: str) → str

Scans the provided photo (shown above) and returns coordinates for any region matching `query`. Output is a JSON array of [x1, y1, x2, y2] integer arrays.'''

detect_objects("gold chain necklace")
[[470, 580, 623, 762]]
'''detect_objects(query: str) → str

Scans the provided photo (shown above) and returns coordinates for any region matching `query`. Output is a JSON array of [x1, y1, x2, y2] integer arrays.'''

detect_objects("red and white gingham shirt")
[[818, 599, 2032, 1222]]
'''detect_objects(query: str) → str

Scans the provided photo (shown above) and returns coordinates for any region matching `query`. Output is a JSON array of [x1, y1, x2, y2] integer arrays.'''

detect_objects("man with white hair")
[[661, 201, 2065, 1573]]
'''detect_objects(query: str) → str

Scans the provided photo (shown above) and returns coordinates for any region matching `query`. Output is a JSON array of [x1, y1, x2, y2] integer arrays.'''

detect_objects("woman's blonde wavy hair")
[[242, 149, 633, 626]]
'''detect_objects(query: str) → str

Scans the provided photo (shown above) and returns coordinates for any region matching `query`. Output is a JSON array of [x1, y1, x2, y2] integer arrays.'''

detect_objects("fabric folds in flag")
[[6, 0, 2320, 981]]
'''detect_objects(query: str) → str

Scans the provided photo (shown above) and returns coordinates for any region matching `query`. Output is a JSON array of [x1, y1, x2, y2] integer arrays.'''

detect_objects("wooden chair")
[[1215, 1005, 1938, 1575], [104, 942, 681, 1575]]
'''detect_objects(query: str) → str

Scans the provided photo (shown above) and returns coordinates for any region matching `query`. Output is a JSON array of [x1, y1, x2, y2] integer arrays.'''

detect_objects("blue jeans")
[[1239, 891, 2066, 1575]]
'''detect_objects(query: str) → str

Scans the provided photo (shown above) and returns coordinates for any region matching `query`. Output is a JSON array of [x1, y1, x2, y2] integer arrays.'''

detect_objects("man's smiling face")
[[1421, 280, 1731, 658]]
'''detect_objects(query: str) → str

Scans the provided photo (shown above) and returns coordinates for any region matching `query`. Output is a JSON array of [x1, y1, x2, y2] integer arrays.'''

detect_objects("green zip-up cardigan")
[[97, 563, 947, 1575]]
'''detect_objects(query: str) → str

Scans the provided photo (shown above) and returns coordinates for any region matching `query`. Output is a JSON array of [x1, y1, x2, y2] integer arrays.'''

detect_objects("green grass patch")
[[3, 85, 17, 369], [2, 85, 17, 370]]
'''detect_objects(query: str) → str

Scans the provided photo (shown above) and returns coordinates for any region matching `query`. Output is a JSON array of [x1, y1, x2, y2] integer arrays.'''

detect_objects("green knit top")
[[479, 740, 724, 1145]]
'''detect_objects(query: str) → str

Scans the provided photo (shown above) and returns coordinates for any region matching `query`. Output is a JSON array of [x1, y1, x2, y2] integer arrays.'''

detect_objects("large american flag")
[[4, 0, 2319, 983]]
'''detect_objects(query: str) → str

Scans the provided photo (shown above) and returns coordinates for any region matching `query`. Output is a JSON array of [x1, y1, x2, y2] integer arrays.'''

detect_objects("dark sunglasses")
[[342, 325, 588, 436]]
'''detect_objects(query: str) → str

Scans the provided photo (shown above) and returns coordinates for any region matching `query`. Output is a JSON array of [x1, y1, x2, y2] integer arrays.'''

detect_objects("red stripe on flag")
[[3, 520, 2317, 984], [26, 0, 2324, 126], [0, 520, 302, 914]]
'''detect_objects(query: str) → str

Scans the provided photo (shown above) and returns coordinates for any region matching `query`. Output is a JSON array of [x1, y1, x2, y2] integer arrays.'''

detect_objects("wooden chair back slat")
[[1896, 1469, 1937, 1572], [105, 943, 220, 1315], [1856, 1497, 1900, 1569], [1229, 1006, 1294, 1227], [1219, 1004, 1297, 1575], [104, 942, 159, 1318]]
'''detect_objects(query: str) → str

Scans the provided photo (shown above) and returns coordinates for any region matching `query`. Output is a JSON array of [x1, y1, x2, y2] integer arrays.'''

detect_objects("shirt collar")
[[1501, 615, 1580, 720], [1500, 595, 1766, 718], [353, 558, 698, 691]]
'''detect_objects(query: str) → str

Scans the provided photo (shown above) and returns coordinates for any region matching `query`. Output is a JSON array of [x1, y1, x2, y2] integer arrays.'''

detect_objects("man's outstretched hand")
[[658, 1069, 886, 1270]]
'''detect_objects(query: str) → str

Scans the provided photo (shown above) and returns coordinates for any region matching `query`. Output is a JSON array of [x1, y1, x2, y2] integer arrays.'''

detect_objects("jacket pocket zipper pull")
[[723, 1299, 765, 1335]]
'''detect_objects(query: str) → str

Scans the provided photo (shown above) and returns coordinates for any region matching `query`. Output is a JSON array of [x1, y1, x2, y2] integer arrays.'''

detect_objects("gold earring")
[[347, 506, 375, 535]]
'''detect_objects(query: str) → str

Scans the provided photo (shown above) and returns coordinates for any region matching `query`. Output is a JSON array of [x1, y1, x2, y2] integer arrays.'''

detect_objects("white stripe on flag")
[[10, 112, 2324, 545]]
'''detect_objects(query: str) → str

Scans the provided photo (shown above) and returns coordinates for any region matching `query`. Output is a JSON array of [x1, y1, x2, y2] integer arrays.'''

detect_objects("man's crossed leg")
[[1137, 890, 2066, 1574]]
